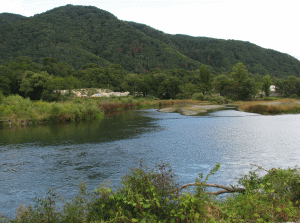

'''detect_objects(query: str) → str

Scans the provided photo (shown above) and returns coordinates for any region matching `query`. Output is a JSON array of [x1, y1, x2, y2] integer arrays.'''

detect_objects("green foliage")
[[19, 71, 50, 100], [0, 65, 12, 95], [275, 76, 300, 98], [199, 64, 212, 94], [179, 83, 200, 99], [130, 22, 300, 77], [0, 90, 3, 104], [261, 75, 272, 97], [1, 5, 300, 76], [192, 93, 231, 104], [213, 63, 258, 100], [231, 62, 249, 83], [0, 13, 26, 25], [2, 164, 300, 222], [41, 57, 75, 77], [0, 95, 104, 124], [220, 166, 300, 222], [240, 167, 300, 203]]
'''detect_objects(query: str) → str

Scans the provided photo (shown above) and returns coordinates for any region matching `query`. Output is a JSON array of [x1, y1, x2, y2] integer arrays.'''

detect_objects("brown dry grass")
[[238, 99, 300, 115]]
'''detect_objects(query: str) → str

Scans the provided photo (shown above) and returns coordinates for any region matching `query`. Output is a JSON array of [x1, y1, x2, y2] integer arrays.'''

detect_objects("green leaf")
[[195, 213, 200, 219], [132, 218, 139, 222], [276, 207, 282, 212], [284, 208, 290, 213], [143, 204, 151, 208]]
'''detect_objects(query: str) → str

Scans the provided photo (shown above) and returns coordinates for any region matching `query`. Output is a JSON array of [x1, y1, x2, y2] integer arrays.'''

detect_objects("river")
[[1, 108, 300, 217]]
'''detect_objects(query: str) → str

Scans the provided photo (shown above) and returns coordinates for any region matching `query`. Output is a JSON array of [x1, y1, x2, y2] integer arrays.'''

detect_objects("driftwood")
[[250, 164, 270, 173], [172, 164, 274, 195], [174, 183, 246, 195]]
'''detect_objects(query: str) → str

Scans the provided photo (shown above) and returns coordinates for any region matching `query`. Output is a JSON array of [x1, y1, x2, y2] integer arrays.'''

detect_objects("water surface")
[[1, 109, 300, 217]]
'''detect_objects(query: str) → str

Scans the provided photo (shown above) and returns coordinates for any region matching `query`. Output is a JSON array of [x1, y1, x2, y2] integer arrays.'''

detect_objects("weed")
[[2, 164, 300, 222]]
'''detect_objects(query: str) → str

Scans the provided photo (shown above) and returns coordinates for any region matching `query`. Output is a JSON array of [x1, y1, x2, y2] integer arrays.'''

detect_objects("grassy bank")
[[1, 163, 299, 222], [238, 99, 300, 115], [0, 95, 104, 126], [0, 95, 201, 126]]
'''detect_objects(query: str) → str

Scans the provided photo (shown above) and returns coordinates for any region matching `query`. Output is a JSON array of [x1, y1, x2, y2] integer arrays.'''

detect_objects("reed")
[[0, 95, 200, 126], [0, 95, 104, 126], [239, 99, 300, 115]]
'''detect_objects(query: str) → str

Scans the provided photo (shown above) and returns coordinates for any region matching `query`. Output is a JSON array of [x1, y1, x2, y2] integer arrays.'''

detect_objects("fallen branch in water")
[[250, 164, 270, 173], [174, 183, 246, 195]]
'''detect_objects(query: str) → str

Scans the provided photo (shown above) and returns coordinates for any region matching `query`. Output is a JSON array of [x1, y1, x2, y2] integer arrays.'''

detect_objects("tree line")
[[1, 56, 300, 102]]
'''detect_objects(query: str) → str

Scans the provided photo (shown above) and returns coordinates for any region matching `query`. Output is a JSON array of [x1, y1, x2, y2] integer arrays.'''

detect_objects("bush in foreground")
[[1, 163, 300, 223]]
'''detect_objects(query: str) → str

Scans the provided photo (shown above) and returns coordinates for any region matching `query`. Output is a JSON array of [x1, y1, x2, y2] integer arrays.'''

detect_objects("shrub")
[[192, 93, 231, 104], [289, 93, 299, 99], [220, 166, 300, 222], [2, 164, 300, 222], [192, 92, 205, 101]]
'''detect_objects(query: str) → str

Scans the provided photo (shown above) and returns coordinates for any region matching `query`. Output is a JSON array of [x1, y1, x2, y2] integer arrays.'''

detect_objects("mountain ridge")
[[0, 4, 299, 77]]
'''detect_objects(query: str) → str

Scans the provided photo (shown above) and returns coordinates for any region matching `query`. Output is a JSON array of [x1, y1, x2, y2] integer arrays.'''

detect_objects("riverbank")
[[158, 99, 300, 116], [238, 99, 300, 115], [0, 95, 105, 126], [0, 95, 200, 127]]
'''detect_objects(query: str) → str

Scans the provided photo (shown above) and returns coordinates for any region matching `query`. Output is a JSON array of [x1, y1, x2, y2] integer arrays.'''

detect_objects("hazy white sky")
[[1, 0, 300, 60]]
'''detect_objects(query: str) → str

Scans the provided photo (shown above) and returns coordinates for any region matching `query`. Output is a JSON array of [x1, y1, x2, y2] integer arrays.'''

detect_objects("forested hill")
[[0, 4, 299, 77], [0, 13, 26, 25], [128, 22, 300, 77]]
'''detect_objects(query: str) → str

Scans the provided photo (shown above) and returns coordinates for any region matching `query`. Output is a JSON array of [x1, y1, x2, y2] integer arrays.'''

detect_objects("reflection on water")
[[1, 109, 300, 217]]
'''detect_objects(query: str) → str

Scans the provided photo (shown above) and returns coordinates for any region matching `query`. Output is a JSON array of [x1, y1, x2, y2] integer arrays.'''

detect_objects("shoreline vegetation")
[[1, 163, 299, 222], [0, 94, 202, 127], [1, 95, 300, 128], [238, 99, 300, 115], [158, 99, 300, 116]]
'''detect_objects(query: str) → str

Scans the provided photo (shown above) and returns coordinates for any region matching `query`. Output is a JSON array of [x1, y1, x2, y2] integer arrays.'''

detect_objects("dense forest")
[[1, 4, 300, 101]]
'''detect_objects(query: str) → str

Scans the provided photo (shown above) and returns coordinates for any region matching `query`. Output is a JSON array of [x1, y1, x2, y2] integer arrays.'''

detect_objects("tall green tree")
[[199, 65, 212, 94], [19, 71, 50, 100], [0, 66, 12, 95], [161, 76, 181, 99], [274, 76, 300, 97], [231, 62, 248, 83], [261, 75, 272, 97], [121, 73, 142, 95]]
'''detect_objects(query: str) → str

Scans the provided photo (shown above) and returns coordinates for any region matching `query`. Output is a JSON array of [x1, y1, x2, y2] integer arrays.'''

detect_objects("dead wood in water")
[[174, 183, 246, 195]]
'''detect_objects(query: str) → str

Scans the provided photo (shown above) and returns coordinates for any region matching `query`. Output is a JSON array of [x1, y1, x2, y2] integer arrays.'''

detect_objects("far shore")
[[158, 99, 300, 116]]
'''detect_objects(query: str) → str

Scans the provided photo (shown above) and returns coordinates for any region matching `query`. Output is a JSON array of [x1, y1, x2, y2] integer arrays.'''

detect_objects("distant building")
[[270, 85, 281, 97], [258, 85, 280, 97]]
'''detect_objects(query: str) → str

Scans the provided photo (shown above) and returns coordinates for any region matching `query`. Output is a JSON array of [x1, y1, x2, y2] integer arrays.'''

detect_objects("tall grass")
[[1, 163, 299, 222], [0, 95, 201, 126], [239, 99, 300, 115], [0, 95, 104, 125]]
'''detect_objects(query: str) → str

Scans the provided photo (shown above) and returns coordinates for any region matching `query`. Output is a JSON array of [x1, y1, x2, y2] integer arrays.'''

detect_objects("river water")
[[1, 108, 300, 217]]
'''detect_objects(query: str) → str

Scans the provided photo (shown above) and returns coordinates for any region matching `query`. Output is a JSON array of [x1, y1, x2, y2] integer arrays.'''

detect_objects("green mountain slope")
[[0, 4, 299, 77], [0, 13, 26, 25], [128, 22, 300, 77]]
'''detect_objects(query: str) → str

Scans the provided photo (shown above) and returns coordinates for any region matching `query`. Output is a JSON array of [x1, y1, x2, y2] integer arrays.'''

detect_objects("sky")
[[1, 0, 300, 60]]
